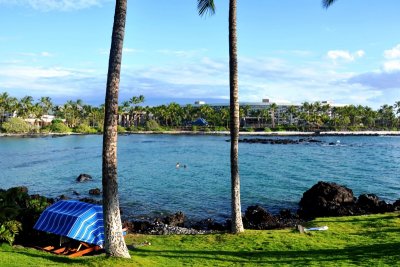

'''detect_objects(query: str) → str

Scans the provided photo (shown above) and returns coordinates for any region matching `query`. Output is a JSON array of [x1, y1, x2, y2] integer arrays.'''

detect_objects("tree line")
[[1, 92, 399, 133]]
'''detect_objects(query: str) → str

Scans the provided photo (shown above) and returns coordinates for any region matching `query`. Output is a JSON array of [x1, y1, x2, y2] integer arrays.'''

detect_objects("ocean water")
[[0, 134, 399, 221]]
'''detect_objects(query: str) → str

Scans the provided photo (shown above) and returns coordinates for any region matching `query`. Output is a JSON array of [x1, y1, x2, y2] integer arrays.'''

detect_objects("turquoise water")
[[1, 134, 399, 221]]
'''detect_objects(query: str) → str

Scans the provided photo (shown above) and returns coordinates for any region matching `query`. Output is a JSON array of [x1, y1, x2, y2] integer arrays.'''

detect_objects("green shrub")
[[117, 125, 126, 133], [244, 127, 254, 132], [51, 119, 64, 124], [126, 126, 144, 132], [0, 187, 50, 246], [264, 127, 272, 132], [75, 124, 97, 134], [213, 126, 227, 131], [191, 125, 198, 131], [50, 122, 72, 133], [96, 124, 104, 133], [0, 220, 22, 245], [1, 118, 30, 133], [40, 127, 51, 134], [145, 120, 161, 131]]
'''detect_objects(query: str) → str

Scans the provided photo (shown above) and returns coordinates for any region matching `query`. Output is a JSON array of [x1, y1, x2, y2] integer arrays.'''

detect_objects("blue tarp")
[[34, 200, 104, 246], [191, 118, 208, 126]]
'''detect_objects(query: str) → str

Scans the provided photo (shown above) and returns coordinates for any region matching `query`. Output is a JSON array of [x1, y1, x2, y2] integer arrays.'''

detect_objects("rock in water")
[[89, 188, 101, 195], [76, 173, 92, 182], [164, 211, 185, 227], [298, 181, 355, 218], [357, 194, 393, 213], [243, 205, 280, 230]]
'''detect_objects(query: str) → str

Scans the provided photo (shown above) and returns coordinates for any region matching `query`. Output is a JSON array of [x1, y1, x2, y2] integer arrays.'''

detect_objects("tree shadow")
[[132, 242, 400, 265]]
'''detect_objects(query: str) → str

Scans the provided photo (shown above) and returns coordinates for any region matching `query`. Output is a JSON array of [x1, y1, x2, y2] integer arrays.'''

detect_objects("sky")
[[0, 0, 400, 109]]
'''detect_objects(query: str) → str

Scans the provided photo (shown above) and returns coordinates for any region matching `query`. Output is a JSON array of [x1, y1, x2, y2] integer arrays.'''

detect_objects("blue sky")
[[1, 0, 400, 109]]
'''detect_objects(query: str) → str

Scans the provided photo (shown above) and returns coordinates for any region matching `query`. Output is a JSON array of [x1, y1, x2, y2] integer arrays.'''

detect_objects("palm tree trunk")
[[102, 0, 130, 258], [229, 0, 244, 234]]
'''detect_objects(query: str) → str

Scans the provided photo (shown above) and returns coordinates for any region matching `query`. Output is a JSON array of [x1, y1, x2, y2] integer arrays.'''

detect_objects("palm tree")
[[17, 96, 34, 119], [198, 0, 244, 233], [287, 105, 297, 126], [269, 103, 278, 128], [102, 0, 130, 258], [322, 0, 337, 8], [129, 95, 145, 126], [39, 96, 53, 115]]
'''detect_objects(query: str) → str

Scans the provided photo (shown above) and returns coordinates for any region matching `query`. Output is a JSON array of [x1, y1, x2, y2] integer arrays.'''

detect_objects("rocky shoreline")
[[2, 181, 398, 240], [1, 130, 400, 138]]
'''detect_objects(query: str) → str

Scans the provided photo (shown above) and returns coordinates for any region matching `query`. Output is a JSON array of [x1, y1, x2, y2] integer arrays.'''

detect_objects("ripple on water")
[[0, 135, 399, 221]]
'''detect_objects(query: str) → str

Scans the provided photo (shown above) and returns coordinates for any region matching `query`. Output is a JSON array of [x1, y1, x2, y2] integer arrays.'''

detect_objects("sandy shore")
[[1, 130, 400, 137]]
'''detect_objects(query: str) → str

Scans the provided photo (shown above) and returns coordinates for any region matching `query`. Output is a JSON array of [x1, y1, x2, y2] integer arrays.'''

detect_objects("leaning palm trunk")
[[229, 0, 244, 234], [102, 0, 130, 258]]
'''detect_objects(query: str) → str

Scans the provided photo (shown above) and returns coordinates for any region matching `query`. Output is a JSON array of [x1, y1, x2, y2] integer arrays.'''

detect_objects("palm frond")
[[197, 0, 215, 17], [322, 0, 337, 8]]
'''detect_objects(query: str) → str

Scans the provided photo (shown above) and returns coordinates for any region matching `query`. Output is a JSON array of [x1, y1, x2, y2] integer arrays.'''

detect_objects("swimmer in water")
[[176, 162, 180, 168]]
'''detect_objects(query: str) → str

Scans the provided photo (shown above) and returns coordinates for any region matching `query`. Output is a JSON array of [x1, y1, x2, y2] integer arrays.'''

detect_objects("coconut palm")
[[128, 95, 145, 127], [17, 96, 34, 119], [102, 0, 130, 258], [198, 0, 244, 233], [39, 97, 53, 115], [322, 0, 337, 8], [269, 103, 278, 128]]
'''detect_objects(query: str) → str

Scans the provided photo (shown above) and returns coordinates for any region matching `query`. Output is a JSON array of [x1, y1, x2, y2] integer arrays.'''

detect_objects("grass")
[[0, 213, 399, 267]]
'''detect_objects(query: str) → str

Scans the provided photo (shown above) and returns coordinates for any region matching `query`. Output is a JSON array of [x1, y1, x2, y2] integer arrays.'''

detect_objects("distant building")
[[24, 114, 56, 127], [193, 99, 339, 127]]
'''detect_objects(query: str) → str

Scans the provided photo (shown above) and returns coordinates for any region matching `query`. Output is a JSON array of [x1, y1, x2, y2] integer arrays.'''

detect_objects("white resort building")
[[193, 99, 338, 127]]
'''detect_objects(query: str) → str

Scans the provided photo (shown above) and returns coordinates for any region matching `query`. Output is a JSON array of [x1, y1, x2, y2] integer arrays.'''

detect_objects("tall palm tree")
[[129, 95, 145, 126], [17, 96, 34, 119], [102, 0, 130, 258], [269, 103, 278, 128], [39, 96, 53, 115], [198, 0, 244, 233]]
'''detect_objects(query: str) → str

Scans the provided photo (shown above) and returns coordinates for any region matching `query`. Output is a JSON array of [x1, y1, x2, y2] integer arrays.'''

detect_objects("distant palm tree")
[[39, 97, 53, 115], [198, 0, 244, 233], [269, 103, 278, 128], [17, 96, 34, 119], [102, 0, 130, 258]]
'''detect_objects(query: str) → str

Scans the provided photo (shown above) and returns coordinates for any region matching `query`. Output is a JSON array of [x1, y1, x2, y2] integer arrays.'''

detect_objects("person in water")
[[176, 162, 180, 168]]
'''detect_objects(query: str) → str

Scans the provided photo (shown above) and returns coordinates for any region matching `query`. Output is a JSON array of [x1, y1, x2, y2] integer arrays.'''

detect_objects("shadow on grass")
[[313, 214, 399, 224], [9, 250, 98, 265], [132, 242, 400, 265]]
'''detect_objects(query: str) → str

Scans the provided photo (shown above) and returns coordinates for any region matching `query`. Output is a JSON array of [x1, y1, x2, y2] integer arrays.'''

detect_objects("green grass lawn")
[[1, 213, 399, 267]]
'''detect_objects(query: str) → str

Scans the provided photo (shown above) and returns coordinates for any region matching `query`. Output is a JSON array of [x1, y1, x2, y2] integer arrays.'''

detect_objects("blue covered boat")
[[34, 200, 104, 246]]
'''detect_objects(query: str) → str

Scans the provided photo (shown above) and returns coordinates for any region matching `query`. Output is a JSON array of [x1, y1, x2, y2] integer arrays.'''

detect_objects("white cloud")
[[40, 51, 53, 57], [123, 48, 141, 54], [382, 60, 400, 72], [327, 50, 365, 62], [0, 0, 106, 11], [384, 44, 400, 59], [1, 50, 396, 109], [0, 65, 102, 99], [17, 51, 53, 57], [156, 49, 207, 58]]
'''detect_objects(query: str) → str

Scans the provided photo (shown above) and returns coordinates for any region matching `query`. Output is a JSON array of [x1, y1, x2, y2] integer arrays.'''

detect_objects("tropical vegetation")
[[1, 92, 400, 134]]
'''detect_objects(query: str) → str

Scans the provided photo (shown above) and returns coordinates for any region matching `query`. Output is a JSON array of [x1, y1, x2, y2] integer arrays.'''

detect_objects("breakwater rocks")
[[238, 138, 323, 145], [298, 181, 400, 218], [2, 182, 399, 239]]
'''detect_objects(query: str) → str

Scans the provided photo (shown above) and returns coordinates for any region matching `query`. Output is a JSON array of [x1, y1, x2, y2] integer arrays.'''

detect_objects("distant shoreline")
[[1, 130, 400, 138]]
